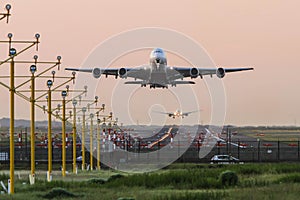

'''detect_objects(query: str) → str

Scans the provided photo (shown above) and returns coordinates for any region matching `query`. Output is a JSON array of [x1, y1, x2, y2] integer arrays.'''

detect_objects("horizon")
[[1, 117, 300, 128]]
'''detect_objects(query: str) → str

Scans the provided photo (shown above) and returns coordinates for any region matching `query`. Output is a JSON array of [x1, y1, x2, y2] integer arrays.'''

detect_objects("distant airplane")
[[204, 128, 246, 149], [154, 109, 199, 119], [65, 48, 253, 89]]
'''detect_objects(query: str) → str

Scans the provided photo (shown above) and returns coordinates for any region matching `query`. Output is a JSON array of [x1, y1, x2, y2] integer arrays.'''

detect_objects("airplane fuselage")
[[148, 48, 170, 88]]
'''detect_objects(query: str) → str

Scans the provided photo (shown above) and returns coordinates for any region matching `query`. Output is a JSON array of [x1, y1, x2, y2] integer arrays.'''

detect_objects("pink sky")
[[0, 0, 300, 126]]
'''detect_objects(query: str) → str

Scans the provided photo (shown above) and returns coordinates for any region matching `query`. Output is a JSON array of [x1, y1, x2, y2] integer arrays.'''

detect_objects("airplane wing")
[[182, 110, 199, 116], [168, 67, 253, 80], [65, 65, 151, 80], [153, 111, 174, 117], [65, 68, 93, 73]]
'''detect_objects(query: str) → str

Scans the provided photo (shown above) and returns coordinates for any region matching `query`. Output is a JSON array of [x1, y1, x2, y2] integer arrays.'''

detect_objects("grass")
[[0, 163, 300, 199]]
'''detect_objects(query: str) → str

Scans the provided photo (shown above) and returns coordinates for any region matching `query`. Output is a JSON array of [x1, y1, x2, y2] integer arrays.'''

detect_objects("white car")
[[210, 155, 240, 164]]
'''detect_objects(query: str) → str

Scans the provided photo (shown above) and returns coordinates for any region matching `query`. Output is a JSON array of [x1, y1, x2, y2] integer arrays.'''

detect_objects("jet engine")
[[190, 67, 199, 78], [92, 68, 102, 78], [119, 68, 127, 78], [216, 67, 225, 78]]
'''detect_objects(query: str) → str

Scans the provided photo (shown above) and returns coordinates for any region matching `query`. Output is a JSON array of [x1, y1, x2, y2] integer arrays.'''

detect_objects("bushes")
[[105, 169, 222, 189], [87, 178, 107, 185], [41, 187, 78, 199], [107, 173, 125, 182], [219, 171, 238, 186]]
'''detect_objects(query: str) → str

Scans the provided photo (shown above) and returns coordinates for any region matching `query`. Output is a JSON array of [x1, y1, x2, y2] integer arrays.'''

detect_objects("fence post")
[[238, 140, 240, 159], [277, 140, 280, 162], [257, 139, 261, 162], [298, 138, 300, 160]]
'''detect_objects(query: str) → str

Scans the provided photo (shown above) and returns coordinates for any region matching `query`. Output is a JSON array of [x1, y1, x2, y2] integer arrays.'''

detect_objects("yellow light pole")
[[43, 87, 89, 174], [1, 32, 41, 194], [72, 99, 78, 174], [61, 90, 67, 177], [29, 63, 37, 184], [89, 113, 94, 171], [81, 107, 87, 170], [46, 80, 53, 182], [9, 48, 16, 194], [96, 113, 101, 170]]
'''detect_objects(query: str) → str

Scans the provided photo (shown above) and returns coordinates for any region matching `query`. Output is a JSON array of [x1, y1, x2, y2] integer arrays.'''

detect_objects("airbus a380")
[[65, 48, 253, 89]]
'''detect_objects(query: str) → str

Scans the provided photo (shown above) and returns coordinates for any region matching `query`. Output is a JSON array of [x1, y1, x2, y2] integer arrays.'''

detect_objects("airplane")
[[154, 109, 199, 119], [65, 48, 253, 89], [204, 128, 246, 149]]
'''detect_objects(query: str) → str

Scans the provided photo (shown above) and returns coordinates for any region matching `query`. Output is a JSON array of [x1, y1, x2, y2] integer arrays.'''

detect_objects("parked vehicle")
[[210, 155, 241, 164]]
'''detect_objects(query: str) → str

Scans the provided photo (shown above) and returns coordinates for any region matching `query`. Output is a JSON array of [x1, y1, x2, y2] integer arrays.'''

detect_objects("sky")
[[0, 0, 300, 126]]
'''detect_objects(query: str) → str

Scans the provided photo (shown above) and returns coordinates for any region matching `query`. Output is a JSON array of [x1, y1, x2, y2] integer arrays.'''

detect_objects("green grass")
[[0, 163, 300, 199]]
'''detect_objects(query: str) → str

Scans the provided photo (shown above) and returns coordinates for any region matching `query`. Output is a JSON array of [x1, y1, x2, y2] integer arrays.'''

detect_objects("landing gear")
[[149, 84, 168, 89]]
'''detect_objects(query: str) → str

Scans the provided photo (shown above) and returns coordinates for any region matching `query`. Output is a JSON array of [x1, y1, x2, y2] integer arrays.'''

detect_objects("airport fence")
[[0, 140, 300, 170]]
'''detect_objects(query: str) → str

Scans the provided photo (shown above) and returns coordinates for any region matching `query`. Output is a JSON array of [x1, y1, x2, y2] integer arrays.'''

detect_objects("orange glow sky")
[[0, 0, 300, 126]]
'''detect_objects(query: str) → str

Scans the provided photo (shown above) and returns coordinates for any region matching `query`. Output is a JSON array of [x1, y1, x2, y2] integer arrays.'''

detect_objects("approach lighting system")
[[95, 96, 98, 105], [61, 90, 67, 98], [72, 99, 77, 107], [5, 4, 11, 11], [9, 48, 16, 57], [7, 33, 12, 50], [57, 56, 61, 70], [2, 4, 11, 23], [72, 71, 76, 83], [33, 55, 38, 64], [34, 33, 40, 50], [84, 85, 88, 96], [30, 65, 37, 74], [78, 95, 82, 105], [47, 80, 53, 88], [51, 71, 55, 81], [35, 33, 40, 39]]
